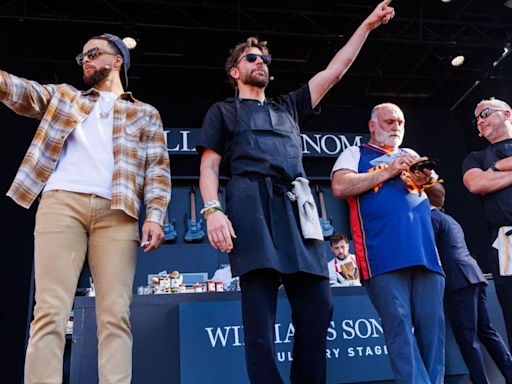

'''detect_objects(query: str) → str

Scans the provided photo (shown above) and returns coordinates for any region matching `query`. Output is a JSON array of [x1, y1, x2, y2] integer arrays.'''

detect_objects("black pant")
[[239, 268, 333, 384], [445, 284, 512, 384], [490, 247, 512, 350]]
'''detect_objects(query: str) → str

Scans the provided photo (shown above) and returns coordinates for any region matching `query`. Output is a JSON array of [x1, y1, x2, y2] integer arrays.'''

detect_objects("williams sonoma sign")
[[164, 128, 368, 158]]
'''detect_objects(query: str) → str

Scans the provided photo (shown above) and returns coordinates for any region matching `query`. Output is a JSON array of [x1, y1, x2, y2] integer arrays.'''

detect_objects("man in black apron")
[[196, 2, 395, 382]]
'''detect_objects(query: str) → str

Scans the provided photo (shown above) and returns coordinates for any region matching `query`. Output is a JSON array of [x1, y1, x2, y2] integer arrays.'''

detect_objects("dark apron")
[[225, 99, 327, 278]]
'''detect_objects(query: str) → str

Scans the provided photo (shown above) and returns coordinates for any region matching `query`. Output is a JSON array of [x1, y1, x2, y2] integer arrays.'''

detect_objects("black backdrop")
[[0, 83, 501, 382]]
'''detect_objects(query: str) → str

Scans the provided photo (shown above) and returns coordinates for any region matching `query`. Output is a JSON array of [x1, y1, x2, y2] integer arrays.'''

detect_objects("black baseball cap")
[[97, 33, 131, 87]]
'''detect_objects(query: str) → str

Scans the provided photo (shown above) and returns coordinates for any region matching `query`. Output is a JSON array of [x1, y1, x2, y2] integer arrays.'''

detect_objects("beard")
[[83, 66, 111, 86], [374, 123, 403, 148], [242, 68, 269, 88]]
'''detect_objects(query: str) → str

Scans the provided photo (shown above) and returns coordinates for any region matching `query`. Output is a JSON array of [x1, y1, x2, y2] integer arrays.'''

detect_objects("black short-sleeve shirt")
[[462, 138, 512, 228], [196, 84, 317, 178], [195, 84, 328, 277]]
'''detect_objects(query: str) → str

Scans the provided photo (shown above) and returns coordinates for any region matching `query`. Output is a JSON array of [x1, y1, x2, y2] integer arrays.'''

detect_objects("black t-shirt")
[[196, 84, 317, 178], [462, 138, 512, 228]]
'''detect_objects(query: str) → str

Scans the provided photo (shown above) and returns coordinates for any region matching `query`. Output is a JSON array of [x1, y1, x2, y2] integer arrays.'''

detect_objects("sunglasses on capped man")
[[75, 47, 116, 66]]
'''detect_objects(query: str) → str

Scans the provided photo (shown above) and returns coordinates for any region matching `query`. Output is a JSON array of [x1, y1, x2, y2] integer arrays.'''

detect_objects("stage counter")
[[70, 282, 508, 384]]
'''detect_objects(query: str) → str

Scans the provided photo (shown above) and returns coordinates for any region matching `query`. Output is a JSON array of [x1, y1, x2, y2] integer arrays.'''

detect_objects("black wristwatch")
[[491, 162, 500, 172]]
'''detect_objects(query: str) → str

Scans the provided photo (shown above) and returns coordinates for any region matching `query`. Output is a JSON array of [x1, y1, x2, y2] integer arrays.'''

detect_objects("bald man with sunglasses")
[[1, 33, 170, 383], [196, 1, 394, 383], [463, 98, 512, 350]]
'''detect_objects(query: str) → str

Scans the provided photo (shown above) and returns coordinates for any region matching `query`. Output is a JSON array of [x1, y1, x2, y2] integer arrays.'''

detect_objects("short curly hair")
[[224, 37, 269, 88]]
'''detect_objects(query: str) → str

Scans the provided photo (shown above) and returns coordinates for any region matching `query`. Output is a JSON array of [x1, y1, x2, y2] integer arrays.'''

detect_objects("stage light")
[[441, 0, 453, 3], [451, 55, 465, 67], [505, 0, 512, 9]]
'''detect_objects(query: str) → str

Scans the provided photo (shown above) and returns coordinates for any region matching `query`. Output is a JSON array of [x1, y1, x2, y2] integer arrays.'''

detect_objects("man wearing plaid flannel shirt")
[[2, 33, 171, 384]]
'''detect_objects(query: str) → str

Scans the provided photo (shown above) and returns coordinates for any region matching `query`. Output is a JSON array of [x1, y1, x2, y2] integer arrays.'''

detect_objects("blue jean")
[[365, 267, 445, 384]]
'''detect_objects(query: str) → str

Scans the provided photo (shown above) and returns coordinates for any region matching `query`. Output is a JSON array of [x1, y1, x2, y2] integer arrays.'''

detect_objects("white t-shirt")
[[44, 91, 117, 199]]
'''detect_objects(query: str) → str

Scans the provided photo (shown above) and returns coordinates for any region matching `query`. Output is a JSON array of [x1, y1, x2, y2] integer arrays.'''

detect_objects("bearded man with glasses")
[[1, 33, 171, 384], [196, 1, 394, 383], [463, 97, 512, 351]]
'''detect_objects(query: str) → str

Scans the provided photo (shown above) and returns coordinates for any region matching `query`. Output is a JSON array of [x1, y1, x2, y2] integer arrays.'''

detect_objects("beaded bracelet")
[[200, 200, 221, 215], [203, 206, 225, 219], [203, 199, 221, 209]]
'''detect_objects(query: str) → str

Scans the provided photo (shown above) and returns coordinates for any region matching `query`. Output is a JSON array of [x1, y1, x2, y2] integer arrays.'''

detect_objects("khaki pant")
[[25, 190, 139, 384]]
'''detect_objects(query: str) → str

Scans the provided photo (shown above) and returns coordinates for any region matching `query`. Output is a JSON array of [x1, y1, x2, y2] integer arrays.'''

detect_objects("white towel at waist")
[[290, 177, 323, 241], [492, 226, 512, 276]]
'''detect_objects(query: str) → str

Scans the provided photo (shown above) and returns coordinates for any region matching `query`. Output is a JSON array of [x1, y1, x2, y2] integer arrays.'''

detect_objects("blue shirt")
[[337, 144, 443, 281]]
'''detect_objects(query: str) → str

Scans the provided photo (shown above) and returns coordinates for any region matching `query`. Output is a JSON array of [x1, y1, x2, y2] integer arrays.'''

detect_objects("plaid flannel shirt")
[[1, 70, 171, 225]]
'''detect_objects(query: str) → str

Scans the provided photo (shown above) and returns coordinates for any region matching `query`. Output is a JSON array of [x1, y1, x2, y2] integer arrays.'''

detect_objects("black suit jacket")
[[430, 208, 486, 295]]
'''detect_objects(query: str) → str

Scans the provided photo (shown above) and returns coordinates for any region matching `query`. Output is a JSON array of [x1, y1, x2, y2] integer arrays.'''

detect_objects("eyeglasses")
[[236, 53, 272, 66], [75, 47, 116, 66], [473, 107, 505, 126]]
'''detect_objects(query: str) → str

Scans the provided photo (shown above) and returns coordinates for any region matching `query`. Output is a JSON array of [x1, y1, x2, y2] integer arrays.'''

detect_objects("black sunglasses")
[[75, 47, 115, 66], [237, 53, 272, 66], [472, 107, 504, 127]]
